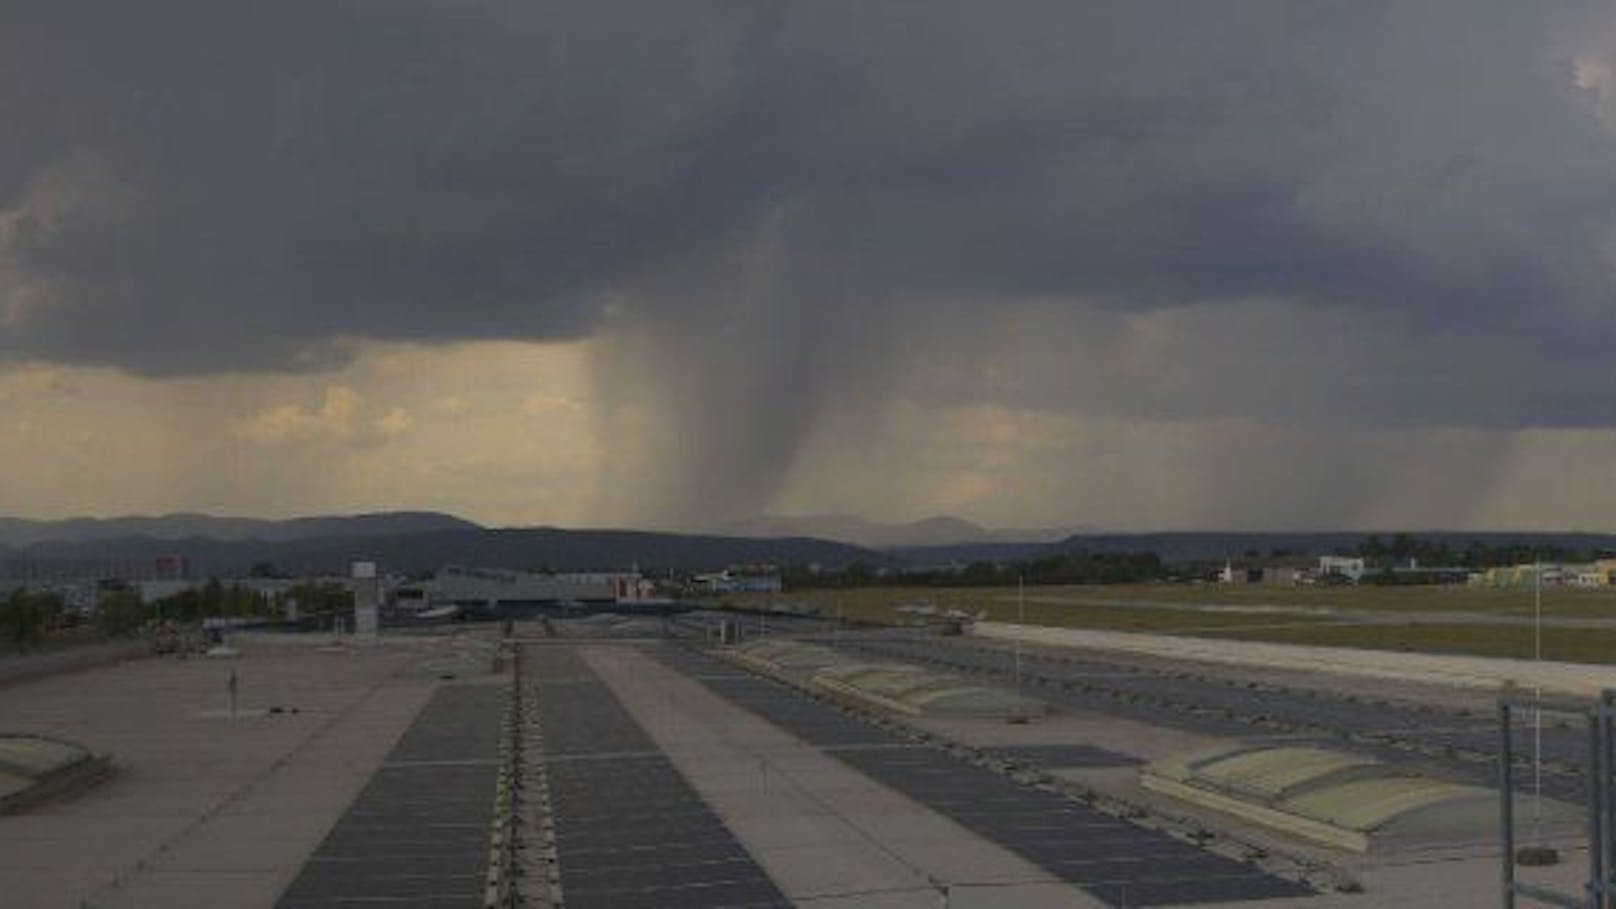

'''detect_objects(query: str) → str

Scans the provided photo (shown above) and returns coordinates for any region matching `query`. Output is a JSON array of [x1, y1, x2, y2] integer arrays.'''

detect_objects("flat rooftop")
[[0, 635, 466, 908], [0, 620, 1597, 907]]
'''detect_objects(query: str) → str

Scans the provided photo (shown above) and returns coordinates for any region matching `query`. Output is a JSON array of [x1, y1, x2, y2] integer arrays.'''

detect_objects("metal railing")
[[1499, 685, 1616, 908]]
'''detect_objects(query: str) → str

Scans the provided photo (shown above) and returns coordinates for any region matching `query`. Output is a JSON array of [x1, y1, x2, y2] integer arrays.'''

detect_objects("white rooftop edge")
[[973, 621, 1616, 698]]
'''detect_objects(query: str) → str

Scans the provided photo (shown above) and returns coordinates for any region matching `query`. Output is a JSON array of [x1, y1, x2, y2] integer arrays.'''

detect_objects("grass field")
[[1193, 621, 1616, 664], [1000, 582, 1616, 616], [727, 587, 1337, 632], [723, 583, 1616, 664]]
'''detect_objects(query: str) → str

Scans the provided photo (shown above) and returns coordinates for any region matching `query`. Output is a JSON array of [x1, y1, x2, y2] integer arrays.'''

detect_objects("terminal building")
[[0, 554, 190, 586], [0, 554, 193, 612], [1472, 559, 1616, 588], [396, 565, 659, 613], [1316, 555, 1367, 582], [693, 565, 784, 594]]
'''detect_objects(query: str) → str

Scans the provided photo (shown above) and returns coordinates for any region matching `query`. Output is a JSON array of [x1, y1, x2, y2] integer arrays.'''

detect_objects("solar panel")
[[276, 685, 504, 909], [659, 647, 1314, 907], [531, 646, 789, 909], [985, 743, 1143, 767]]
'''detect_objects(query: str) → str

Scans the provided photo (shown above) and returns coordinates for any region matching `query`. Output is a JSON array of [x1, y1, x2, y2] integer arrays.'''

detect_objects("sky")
[[3, 2, 1616, 531]]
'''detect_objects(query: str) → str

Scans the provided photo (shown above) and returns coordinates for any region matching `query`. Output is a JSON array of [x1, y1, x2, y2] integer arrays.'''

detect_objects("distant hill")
[[713, 513, 1075, 549], [1049, 532, 1376, 563], [1045, 531, 1616, 563], [895, 530, 1616, 567], [0, 511, 481, 547], [7, 510, 1614, 579], [0, 527, 891, 576], [885, 541, 1056, 565]]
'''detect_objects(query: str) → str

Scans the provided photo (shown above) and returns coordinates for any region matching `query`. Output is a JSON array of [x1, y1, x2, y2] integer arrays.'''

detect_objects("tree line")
[[1, 580, 355, 649], [1352, 533, 1597, 569], [774, 533, 1616, 592], [782, 551, 1167, 589]]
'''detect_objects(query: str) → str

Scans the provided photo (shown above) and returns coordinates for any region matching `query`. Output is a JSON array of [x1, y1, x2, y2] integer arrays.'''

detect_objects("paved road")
[[998, 592, 1616, 631]]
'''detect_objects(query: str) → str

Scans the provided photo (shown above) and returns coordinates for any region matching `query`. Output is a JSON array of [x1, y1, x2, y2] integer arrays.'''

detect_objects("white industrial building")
[[398, 565, 657, 612], [694, 566, 784, 594], [1317, 555, 1367, 582]]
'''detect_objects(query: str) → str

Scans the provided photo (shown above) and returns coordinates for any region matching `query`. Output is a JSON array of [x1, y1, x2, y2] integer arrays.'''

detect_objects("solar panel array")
[[277, 684, 505, 909], [530, 646, 789, 909], [657, 647, 1314, 908], [984, 743, 1142, 768]]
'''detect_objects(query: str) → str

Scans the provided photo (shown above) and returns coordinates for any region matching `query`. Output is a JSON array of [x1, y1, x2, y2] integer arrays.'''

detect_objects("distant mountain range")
[[0, 512, 890, 575], [0, 526, 888, 576], [4, 511, 1615, 577], [0, 511, 479, 547], [711, 513, 1077, 549], [898, 530, 1616, 566]]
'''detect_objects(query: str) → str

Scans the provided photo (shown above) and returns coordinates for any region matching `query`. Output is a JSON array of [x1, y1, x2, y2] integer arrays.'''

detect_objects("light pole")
[[1014, 573, 1024, 687], [1532, 556, 1543, 836]]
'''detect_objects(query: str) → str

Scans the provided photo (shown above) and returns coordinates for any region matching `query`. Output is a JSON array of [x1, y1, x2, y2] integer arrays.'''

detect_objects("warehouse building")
[[398, 565, 657, 612]]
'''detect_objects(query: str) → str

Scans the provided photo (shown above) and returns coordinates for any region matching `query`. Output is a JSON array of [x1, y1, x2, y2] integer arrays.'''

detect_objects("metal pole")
[[1014, 574, 1024, 687], [1596, 689, 1609, 899], [1535, 561, 1544, 841], [1535, 688, 1544, 841], [1591, 710, 1605, 909], [1501, 697, 1516, 909], [1535, 559, 1543, 664]]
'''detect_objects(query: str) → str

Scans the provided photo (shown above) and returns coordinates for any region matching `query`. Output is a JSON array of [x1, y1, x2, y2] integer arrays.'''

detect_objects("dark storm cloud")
[[3, 1, 1616, 518], [0, 1, 786, 369]]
